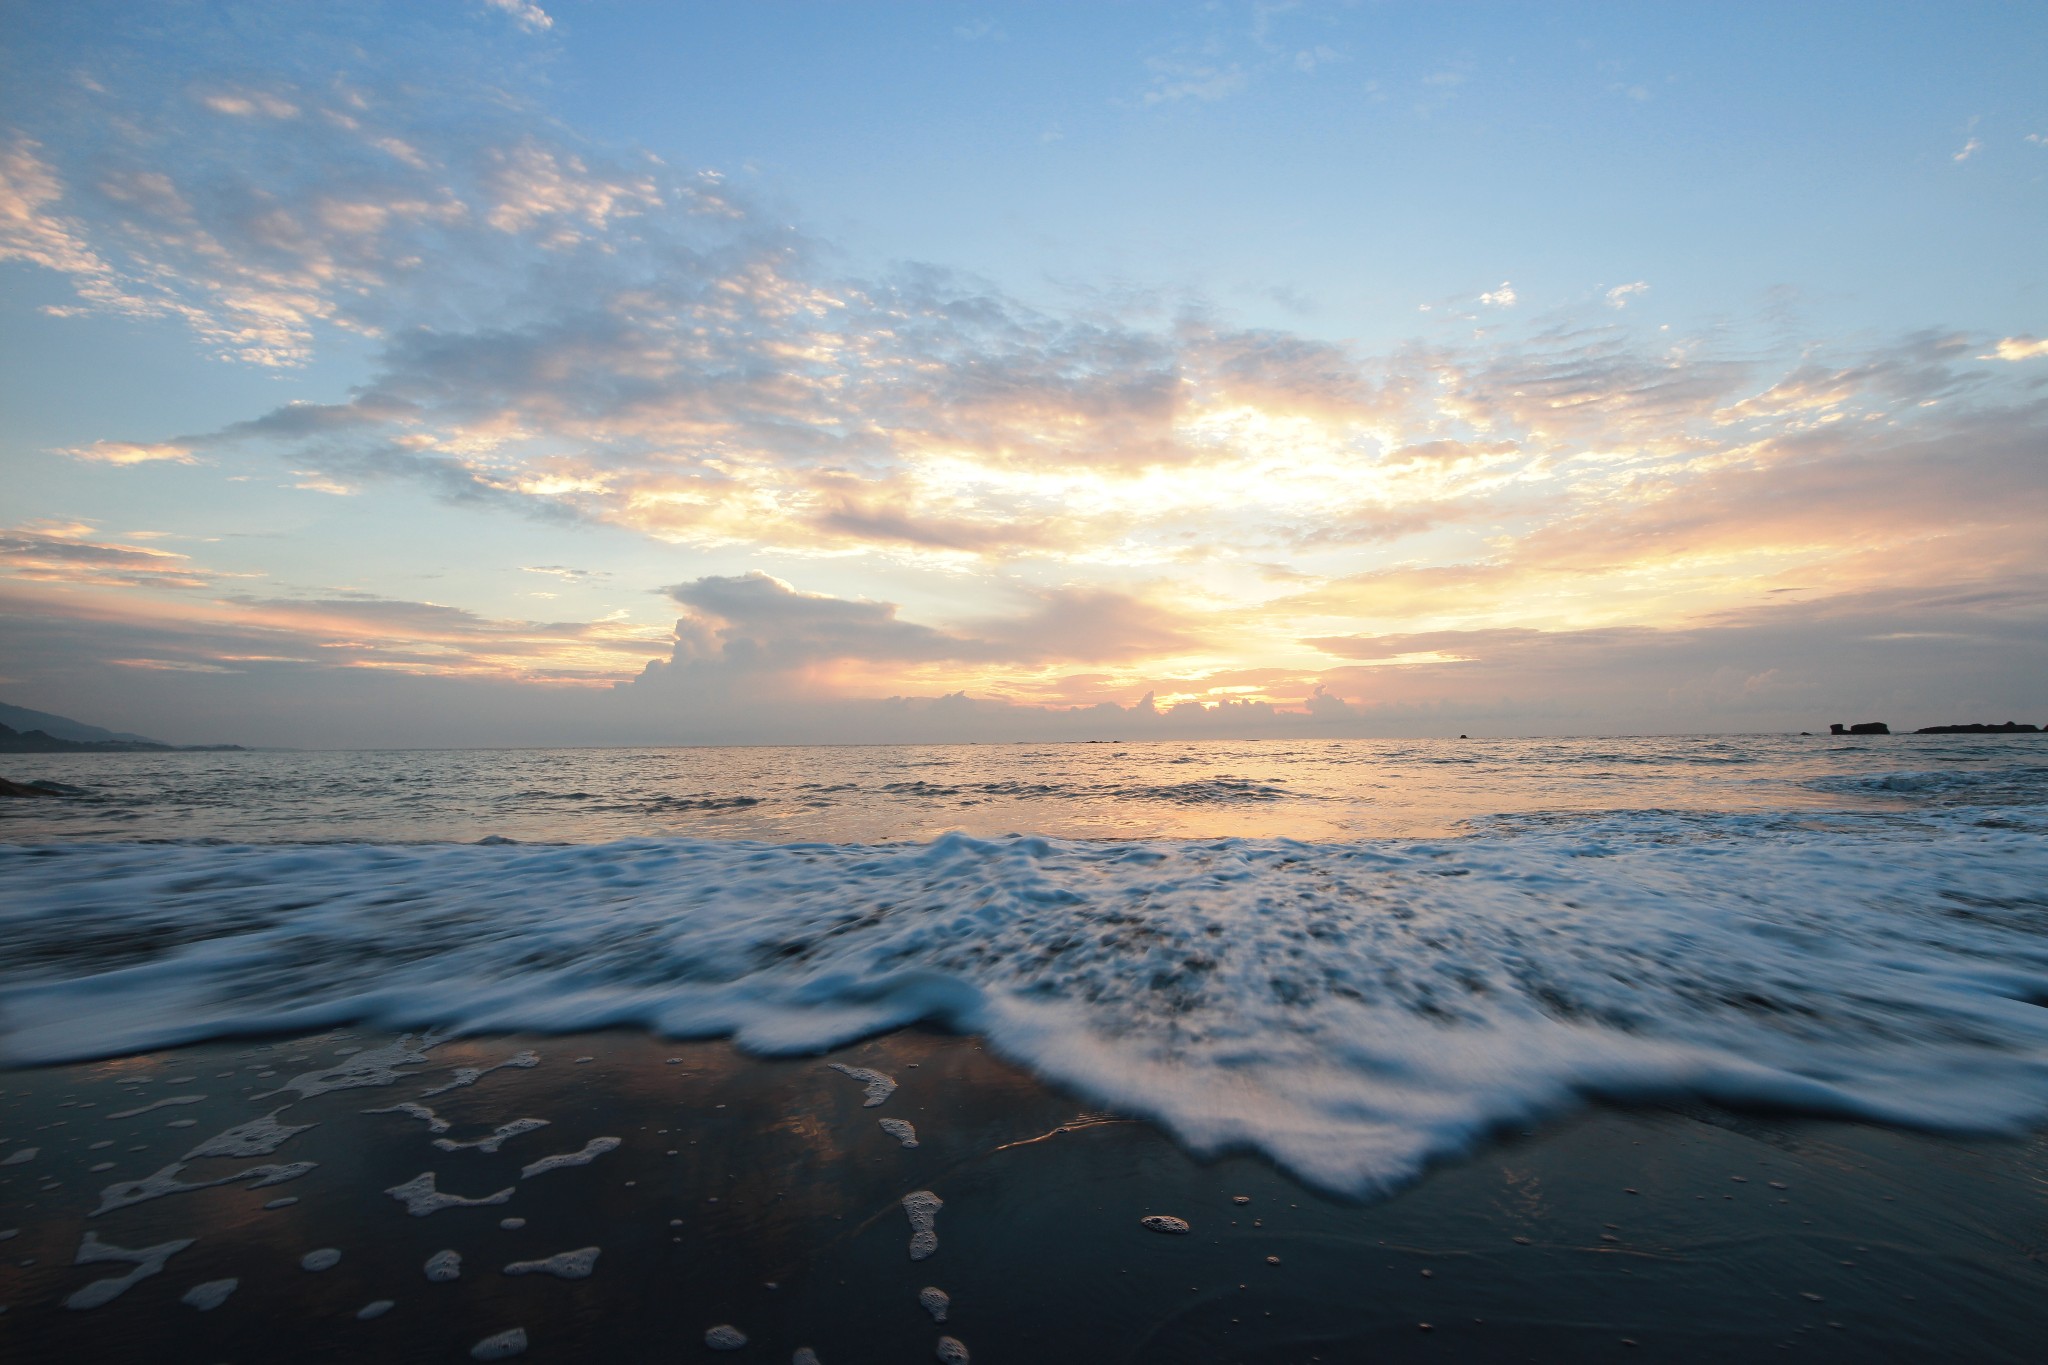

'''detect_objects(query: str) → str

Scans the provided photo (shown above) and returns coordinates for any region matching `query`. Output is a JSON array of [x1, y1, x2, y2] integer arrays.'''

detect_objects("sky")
[[1, 0, 2044, 747]]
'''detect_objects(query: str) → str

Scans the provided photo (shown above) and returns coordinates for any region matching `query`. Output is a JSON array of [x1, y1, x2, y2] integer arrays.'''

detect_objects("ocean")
[[5, 733, 2047, 1197]]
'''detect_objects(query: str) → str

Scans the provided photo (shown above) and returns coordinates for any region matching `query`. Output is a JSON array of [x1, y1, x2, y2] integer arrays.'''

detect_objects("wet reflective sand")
[[3, 1026, 2046, 1363]]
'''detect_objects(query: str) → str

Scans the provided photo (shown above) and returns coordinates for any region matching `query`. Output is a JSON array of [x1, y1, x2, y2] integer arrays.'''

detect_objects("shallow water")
[[4, 734, 2047, 1196], [4, 733, 2040, 844]]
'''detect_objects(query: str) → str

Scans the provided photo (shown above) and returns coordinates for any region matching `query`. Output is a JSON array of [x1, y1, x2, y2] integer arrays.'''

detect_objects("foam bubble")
[[470, 1327, 527, 1359], [919, 1286, 950, 1322], [385, 1171, 514, 1216], [301, 1248, 341, 1271], [92, 1160, 315, 1217], [519, 1136, 619, 1179], [0, 1147, 35, 1166], [1141, 1215, 1190, 1234], [433, 1118, 550, 1155], [363, 1101, 450, 1134], [504, 1246, 599, 1279], [262, 1036, 437, 1101], [357, 1299, 395, 1320], [65, 1232, 194, 1310], [704, 1325, 747, 1350], [879, 1118, 919, 1148], [184, 1109, 313, 1160], [420, 1051, 540, 1099], [903, 1190, 943, 1261], [425, 1249, 461, 1282], [936, 1336, 970, 1364], [182, 1277, 237, 1310], [828, 1063, 897, 1107]]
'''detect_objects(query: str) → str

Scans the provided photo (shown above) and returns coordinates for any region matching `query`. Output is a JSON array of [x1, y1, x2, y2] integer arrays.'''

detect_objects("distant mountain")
[[0, 703, 241, 753], [0, 702, 163, 745]]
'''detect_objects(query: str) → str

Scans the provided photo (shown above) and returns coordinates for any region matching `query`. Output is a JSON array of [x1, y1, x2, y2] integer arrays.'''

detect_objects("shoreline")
[[4, 1026, 2046, 1363]]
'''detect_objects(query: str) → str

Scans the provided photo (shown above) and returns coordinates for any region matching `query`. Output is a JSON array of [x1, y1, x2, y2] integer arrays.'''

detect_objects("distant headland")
[[0, 702, 241, 754], [1828, 721, 2041, 736]]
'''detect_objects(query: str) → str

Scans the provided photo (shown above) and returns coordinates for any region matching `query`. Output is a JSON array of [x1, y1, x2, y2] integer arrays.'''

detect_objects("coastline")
[[4, 1026, 2046, 1363]]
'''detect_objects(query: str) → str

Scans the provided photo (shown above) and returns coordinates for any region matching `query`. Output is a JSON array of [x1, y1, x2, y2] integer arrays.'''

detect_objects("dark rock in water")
[[1914, 721, 2042, 734], [1828, 722, 1891, 735], [0, 777, 63, 798]]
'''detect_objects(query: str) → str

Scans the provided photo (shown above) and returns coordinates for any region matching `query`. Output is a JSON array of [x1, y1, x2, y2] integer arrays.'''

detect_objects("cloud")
[[645, 575, 1200, 693], [1142, 60, 1249, 106], [197, 88, 301, 119], [482, 0, 553, 34], [60, 440, 195, 466], [1984, 336, 2048, 362], [0, 522, 216, 591], [5, 3, 2046, 744], [1954, 136, 1983, 162]]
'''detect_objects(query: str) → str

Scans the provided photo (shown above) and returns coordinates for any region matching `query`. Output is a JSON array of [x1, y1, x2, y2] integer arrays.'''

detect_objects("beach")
[[5, 1024, 2046, 1363], [5, 736, 2048, 1360]]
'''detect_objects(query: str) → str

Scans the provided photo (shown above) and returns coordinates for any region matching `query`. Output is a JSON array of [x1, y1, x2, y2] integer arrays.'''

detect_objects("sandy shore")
[[3, 1026, 2045, 1363]]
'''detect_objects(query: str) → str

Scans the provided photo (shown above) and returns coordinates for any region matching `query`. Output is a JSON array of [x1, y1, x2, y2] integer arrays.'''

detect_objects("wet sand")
[[3, 1027, 2045, 1363]]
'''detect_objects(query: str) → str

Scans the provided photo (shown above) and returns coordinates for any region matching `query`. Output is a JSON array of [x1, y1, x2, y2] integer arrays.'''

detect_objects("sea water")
[[4, 734, 2045, 1195]]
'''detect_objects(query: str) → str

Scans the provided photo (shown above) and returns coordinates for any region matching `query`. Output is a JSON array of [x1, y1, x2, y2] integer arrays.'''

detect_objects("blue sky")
[[2, 1, 2044, 745]]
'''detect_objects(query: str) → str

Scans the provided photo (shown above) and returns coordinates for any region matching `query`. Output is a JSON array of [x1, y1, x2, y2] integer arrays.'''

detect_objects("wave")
[[6, 817, 2048, 1196], [1807, 764, 2048, 802]]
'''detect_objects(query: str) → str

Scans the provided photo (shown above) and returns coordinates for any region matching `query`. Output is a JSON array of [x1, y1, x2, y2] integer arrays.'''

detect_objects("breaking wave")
[[6, 810, 2048, 1196]]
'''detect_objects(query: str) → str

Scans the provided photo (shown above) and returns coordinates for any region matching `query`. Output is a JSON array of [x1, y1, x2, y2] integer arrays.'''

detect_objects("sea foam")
[[4, 812, 2048, 1196]]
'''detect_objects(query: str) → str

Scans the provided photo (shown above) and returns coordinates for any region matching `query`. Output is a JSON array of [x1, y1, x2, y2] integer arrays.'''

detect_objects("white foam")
[[433, 1118, 549, 1154], [420, 1051, 540, 1098], [386, 1171, 514, 1216], [704, 1325, 747, 1350], [6, 821, 2048, 1196], [470, 1326, 528, 1359], [425, 1249, 461, 1282], [936, 1336, 970, 1364], [919, 1286, 950, 1322], [182, 1277, 237, 1310], [503, 1246, 598, 1279], [357, 1299, 395, 1320], [66, 1232, 194, 1309], [363, 1101, 450, 1133], [520, 1136, 619, 1179], [91, 1159, 314, 1217], [261, 1036, 437, 1101], [302, 1247, 341, 1271], [827, 1063, 897, 1107], [879, 1118, 919, 1148], [903, 1190, 942, 1261], [0, 1147, 35, 1166], [184, 1109, 313, 1159]]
